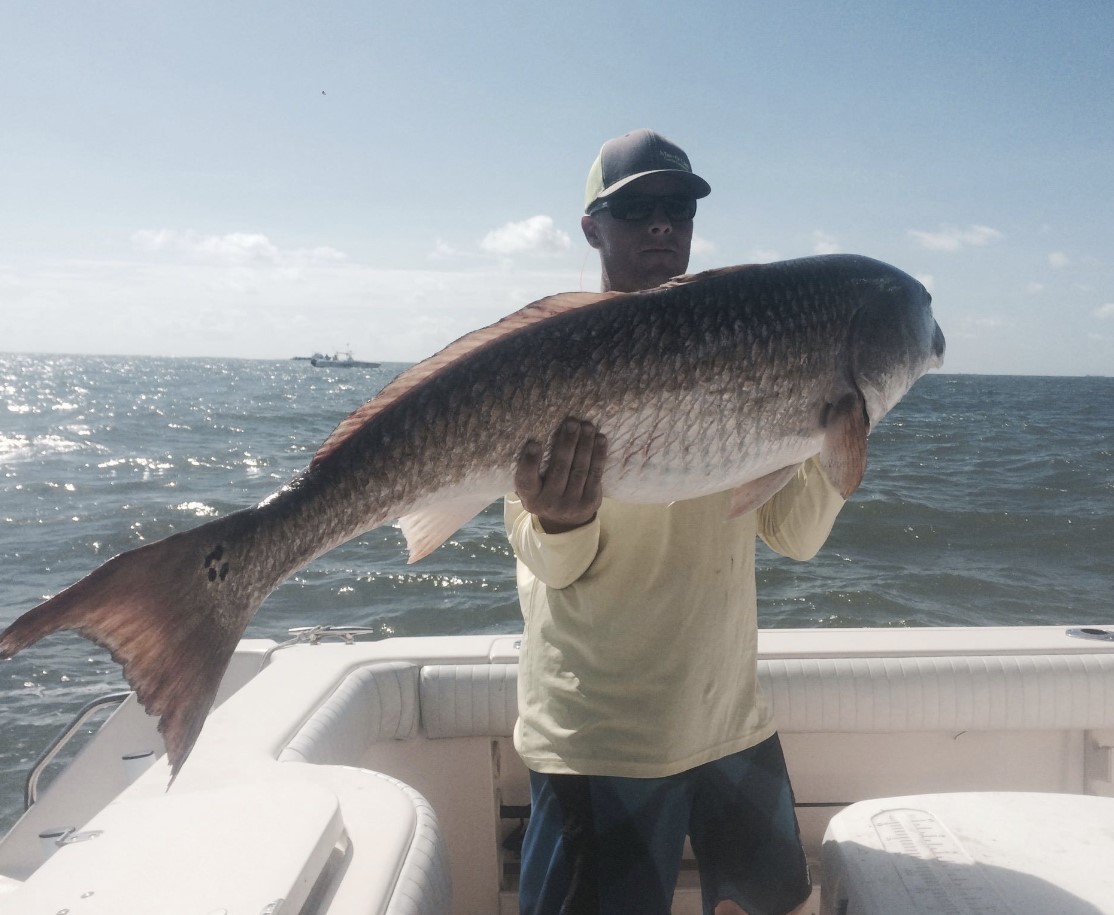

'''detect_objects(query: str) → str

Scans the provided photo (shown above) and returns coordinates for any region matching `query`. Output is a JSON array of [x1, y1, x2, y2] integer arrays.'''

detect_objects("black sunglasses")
[[588, 195, 698, 222]]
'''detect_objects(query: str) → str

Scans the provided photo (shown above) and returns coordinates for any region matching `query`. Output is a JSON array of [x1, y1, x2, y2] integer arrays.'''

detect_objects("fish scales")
[[387, 274, 791, 497], [0, 254, 944, 777]]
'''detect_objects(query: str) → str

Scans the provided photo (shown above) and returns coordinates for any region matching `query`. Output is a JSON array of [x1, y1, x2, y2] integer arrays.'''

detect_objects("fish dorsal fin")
[[310, 290, 618, 469], [660, 263, 763, 288]]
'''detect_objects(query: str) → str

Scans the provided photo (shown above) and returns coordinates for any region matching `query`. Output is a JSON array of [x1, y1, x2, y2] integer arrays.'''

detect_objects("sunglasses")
[[588, 195, 698, 222]]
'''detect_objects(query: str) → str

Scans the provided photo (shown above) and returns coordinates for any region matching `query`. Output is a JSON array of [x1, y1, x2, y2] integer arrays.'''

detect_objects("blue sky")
[[1, 1, 1111, 375]]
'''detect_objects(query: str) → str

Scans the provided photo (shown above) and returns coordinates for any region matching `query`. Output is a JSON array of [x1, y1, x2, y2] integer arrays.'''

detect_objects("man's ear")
[[581, 214, 602, 250]]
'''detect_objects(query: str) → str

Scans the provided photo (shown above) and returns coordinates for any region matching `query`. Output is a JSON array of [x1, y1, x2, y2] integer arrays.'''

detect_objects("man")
[[505, 129, 846, 915]]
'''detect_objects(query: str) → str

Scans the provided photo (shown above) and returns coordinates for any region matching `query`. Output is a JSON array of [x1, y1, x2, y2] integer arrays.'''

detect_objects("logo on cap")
[[584, 129, 711, 212]]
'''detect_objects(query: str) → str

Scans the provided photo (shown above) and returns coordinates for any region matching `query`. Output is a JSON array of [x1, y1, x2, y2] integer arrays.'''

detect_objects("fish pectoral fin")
[[819, 392, 870, 498], [727, 464, 803, 517], [399, 496, 497, 564]]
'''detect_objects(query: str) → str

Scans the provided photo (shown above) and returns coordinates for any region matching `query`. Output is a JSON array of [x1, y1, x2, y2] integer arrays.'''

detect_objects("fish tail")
[[0, 509, 267, 780]]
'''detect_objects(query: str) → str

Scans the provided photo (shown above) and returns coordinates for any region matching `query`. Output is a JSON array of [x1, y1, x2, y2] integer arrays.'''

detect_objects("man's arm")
[[757, 458, 846, 560], [504, 419, 607, 590]]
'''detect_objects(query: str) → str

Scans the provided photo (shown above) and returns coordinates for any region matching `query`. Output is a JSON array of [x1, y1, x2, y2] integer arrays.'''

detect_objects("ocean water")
[[1, 354, 1112, 833]]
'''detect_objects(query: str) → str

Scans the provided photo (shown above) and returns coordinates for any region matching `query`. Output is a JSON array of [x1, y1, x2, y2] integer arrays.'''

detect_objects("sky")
[[1, 1, 1111, 376]]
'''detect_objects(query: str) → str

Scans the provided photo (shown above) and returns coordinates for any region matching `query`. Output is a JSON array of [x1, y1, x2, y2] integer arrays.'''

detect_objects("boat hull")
[[2, 624, 1113, 914]]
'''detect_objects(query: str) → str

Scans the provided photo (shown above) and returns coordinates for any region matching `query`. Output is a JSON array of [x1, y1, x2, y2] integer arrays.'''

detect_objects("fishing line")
[[579, 248, 592, 290]]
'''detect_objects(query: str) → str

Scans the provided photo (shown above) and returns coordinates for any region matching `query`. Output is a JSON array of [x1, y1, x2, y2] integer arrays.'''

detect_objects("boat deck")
[[1, 625, 1112, 913]]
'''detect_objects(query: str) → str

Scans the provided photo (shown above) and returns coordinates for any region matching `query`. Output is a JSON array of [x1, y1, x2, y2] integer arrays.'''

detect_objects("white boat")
[[1, 623, 1113, 914], [307, 349, 380, 369]]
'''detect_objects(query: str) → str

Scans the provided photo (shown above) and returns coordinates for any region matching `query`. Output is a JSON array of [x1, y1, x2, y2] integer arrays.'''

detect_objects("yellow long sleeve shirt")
[[505, 459, 844, 777]]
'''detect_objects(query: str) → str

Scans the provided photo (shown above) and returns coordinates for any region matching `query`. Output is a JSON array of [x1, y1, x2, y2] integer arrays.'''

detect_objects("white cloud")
[[971, 316, 1006, 329], [948, 314, 1010, 340], [131, 229, 345, 266], [197, 232, 280, 263], [301, 246, 347, 263], [749, 248, 781, 263], [428, 239, 466, 261], [915, 273, 935, 294], [689, 235, 717, 259], [811, 230, 841, 255], [480, 215, 570, 257], [908, 224, 1003, 252], [1048, 251, 1070, 269], [1025, 281, 1045, 294], [1094, 303, 1114, 320], [1, 250, 583, 363], [131, 228, 175, 252]]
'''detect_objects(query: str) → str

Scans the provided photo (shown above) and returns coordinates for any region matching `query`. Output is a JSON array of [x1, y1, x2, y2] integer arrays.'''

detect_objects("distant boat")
[[302, 349, 380, 369]]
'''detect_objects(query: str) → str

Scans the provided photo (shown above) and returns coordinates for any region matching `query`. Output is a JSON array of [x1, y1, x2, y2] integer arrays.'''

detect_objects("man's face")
[[581, 174, 696, 293]]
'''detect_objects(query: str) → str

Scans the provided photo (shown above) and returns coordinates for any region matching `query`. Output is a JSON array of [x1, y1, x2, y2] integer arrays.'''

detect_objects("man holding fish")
[[506, 130, 845, 915], [0, 119, 943, 911]]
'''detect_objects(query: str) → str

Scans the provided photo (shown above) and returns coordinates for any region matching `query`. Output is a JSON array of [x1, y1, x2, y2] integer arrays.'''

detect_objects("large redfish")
[[0, 254, 944, 776]]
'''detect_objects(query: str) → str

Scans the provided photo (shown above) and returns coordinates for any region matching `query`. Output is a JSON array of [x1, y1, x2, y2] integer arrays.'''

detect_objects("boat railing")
[[25, 628, 382, 806], [261, 625, 386, 666], [24, 691, 132, 809]]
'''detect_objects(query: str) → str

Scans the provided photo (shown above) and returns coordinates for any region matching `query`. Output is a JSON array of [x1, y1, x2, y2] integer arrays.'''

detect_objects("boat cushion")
[[409, 653, 1114, 740], [762, 653, 1114, 732], [821, 792, 1114, 914], [277, 652, 1114, 760], [280, 763, 453, 915], [279, 661, 419, 765], [419, 663, 519, 739], [0, 781, 343, 915]]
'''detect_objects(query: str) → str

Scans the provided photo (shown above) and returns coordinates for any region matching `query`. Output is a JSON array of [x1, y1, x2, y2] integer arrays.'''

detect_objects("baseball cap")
[[584, 129, 711, 213]]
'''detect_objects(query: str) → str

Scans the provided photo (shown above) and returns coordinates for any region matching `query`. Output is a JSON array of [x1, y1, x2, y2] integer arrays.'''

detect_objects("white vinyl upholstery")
[[760, 653, 1114, 733], [419, 663, 519, 739], [272, 762, 452, 915], [279, 661, 419, 765], [821, 793, 1114, 914], [368, 770, 453, 915], [270, 652, 1113, 915], [409, 654, 1114, 740], [278, 652, 1114, 753]]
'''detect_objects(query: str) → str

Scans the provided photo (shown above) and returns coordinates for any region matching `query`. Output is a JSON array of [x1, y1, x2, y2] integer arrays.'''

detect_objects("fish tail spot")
[[203, 545, 230, 584]]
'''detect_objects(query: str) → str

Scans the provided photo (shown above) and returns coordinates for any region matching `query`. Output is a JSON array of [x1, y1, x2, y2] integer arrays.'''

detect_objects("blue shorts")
[[518, 734, 810, 915]]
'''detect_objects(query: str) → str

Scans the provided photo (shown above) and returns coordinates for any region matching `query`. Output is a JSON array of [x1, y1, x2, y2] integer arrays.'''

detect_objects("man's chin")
[[639, 255, 687, 285]]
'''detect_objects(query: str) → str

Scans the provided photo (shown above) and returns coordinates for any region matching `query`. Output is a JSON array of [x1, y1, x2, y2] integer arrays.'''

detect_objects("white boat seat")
[[408, 653, 1114, 741], [762, 653, 1114, 732], [279, 661, 419, 765], [419, 663, 519, 739], [280, 763, 453, 915], [820, 792, 1114, 914], [0, 781, 344, 915], [277, 651, 1114, 766]]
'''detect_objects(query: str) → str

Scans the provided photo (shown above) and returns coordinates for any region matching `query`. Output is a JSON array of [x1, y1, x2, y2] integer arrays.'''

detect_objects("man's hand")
[[514, 418, 607, 534]]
